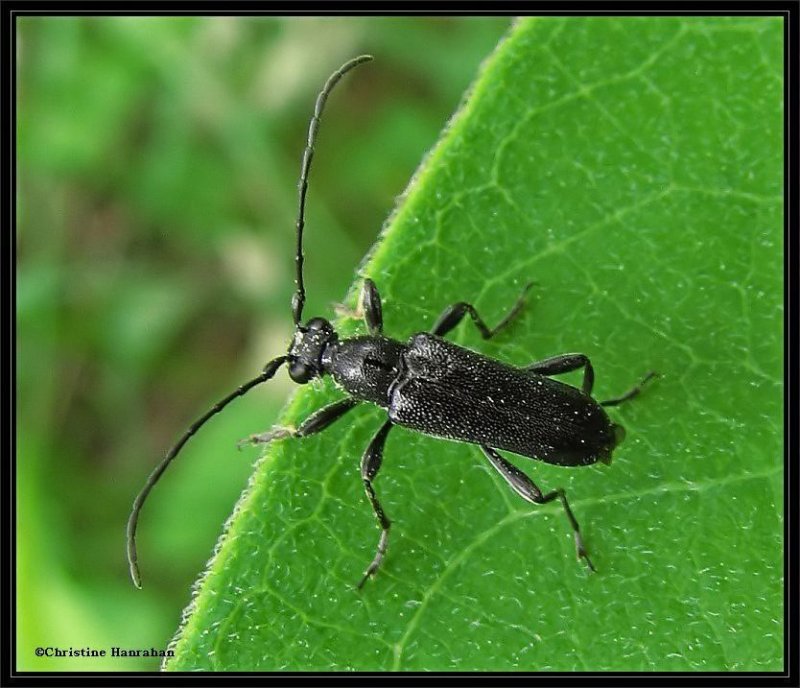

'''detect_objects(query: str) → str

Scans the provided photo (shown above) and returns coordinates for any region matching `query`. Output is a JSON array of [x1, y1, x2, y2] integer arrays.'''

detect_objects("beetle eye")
[[288, 361, 314, 384]]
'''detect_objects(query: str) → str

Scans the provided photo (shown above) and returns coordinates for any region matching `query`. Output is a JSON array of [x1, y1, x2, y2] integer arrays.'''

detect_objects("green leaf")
[[166, 17, 783, 671]]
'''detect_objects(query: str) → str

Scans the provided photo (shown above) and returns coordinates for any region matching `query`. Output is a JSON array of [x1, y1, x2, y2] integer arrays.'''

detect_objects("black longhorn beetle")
[[127, 55, 657, 590]]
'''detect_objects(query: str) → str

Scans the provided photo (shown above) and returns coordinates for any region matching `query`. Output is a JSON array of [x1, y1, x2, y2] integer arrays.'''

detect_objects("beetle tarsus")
[[601, 370, 660, 407], [357, 528, 389, 589], [237, 426, 295, 450], [574, 531, 597, 573]]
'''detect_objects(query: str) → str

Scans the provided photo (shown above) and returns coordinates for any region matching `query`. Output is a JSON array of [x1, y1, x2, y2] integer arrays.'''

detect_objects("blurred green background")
[[17, 16, 510, 671]]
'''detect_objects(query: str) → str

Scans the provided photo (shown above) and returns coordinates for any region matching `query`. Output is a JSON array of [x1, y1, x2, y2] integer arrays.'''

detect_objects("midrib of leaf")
[[166, 16, 783, 671]]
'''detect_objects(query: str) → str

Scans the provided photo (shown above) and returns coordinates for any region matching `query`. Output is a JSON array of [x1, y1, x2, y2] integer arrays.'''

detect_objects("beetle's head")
[[287, 317, 337, 384]]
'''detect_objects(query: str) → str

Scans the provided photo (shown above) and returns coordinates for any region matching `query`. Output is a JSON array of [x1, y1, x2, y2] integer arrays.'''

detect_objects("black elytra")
[[126, 55, 658, 590]]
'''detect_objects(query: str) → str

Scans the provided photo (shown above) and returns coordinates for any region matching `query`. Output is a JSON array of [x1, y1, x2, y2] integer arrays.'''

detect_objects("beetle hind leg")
[[525, 353, 596, 396], [600, 371, 660, 407], [334, 278, 383, 335], [480, 446, 596, 572]]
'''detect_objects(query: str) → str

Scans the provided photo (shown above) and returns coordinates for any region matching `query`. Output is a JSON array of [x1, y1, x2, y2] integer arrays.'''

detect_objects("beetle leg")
[[431, 282, 534, 339], [238, 397, 358, 448], [361, 278, 383, 335], [333, 279, 382, 334], [600, 371, 660, 407], [525, 353, 595, 396], [357, 419, 394, 588], [480, 445, 596, 572]]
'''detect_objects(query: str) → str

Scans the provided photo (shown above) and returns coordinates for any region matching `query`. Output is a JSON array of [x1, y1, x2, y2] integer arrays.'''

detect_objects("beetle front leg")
[[334, 278, 383, 335], [525, 353, 595, 396], [239, 397, 358, 447], [357, 419, 393, 589], [360, 278, 383, 335], [480, 446, 596, 572], [431, 282, 534, 339]]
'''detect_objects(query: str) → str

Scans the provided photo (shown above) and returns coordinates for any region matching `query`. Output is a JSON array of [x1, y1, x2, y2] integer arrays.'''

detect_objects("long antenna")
[[127, 356, 287, 588], [292, 54, 373, 325]]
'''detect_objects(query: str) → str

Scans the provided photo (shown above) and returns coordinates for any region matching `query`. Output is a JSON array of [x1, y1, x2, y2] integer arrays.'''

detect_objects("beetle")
[[126, 54, 657, 590]]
